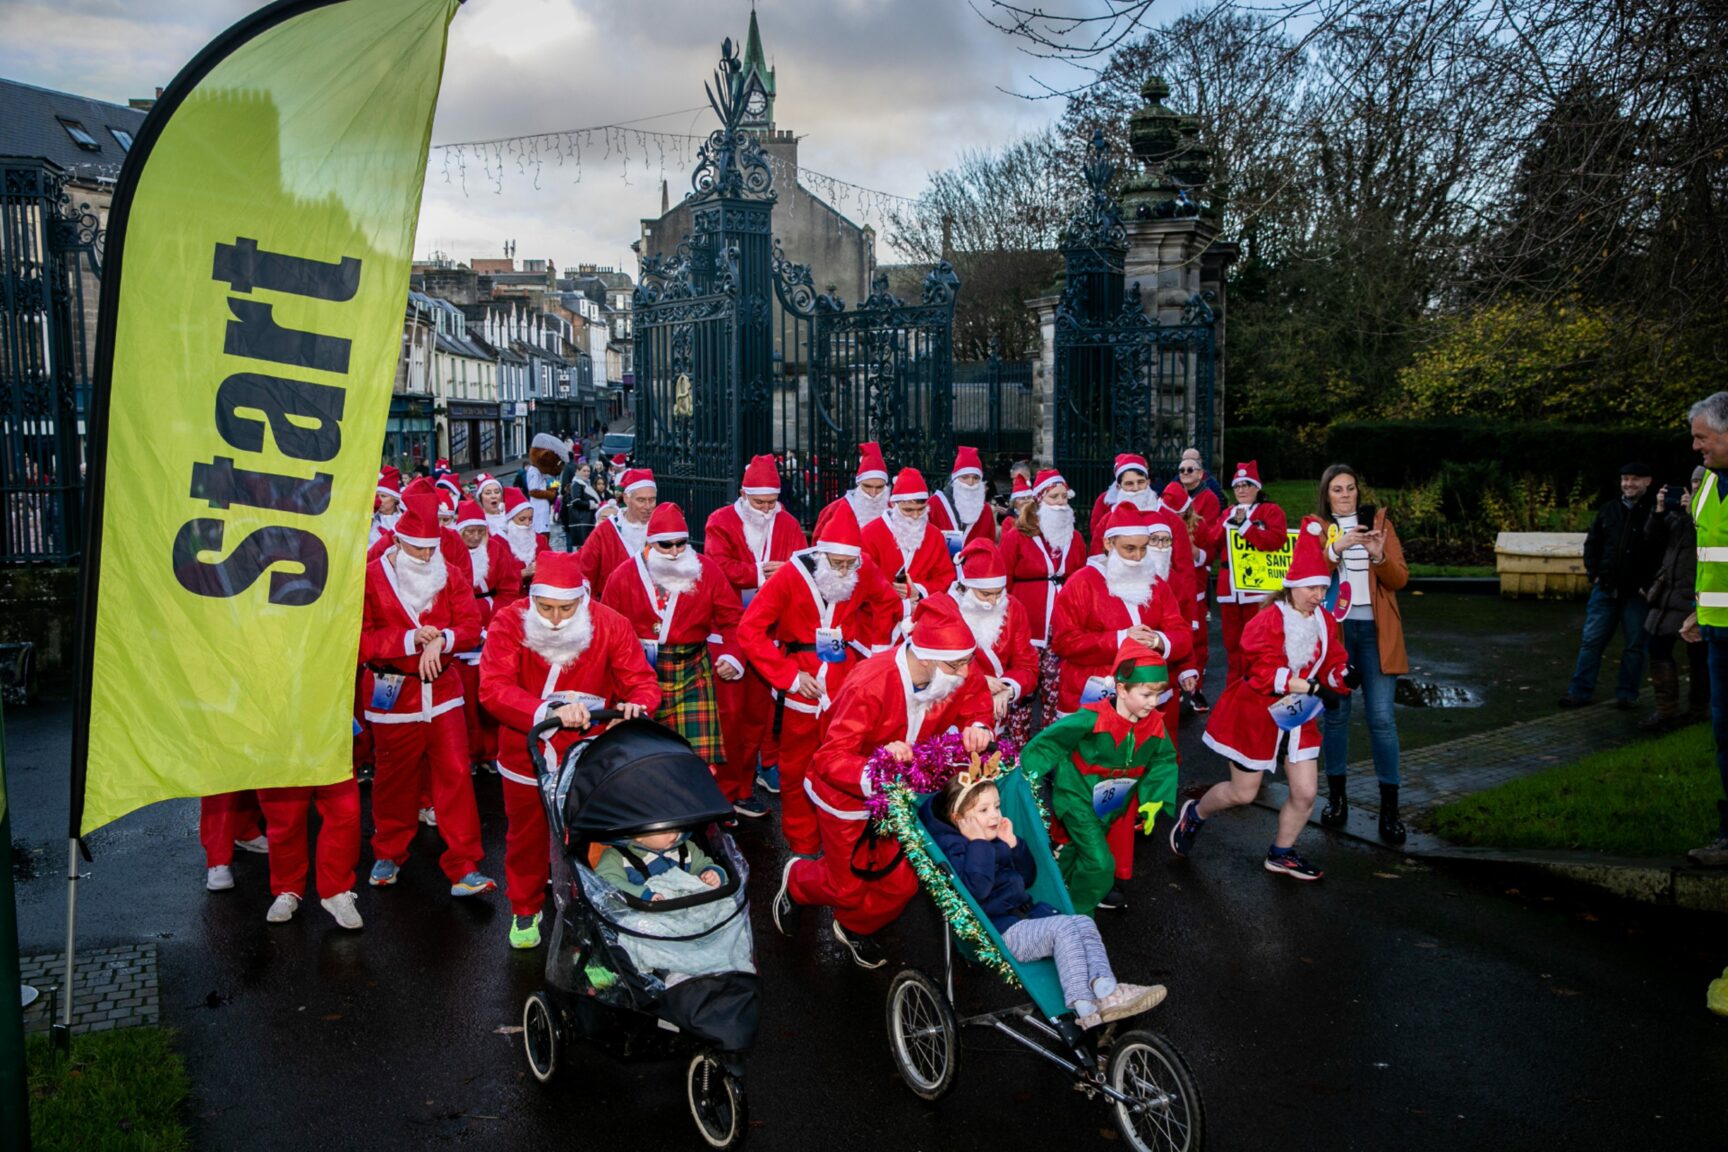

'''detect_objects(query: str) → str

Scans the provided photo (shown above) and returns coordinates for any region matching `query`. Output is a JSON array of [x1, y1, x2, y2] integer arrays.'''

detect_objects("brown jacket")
[[1324, 508, 1409, 675]]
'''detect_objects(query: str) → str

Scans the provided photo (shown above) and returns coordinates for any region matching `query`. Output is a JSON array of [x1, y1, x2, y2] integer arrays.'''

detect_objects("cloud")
[[2, 0, 1072, 271]]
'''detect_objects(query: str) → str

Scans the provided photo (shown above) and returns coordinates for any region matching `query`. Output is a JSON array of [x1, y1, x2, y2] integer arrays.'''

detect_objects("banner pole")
[[58, 840, 78, 1042], [1, 714, 33, 1150]]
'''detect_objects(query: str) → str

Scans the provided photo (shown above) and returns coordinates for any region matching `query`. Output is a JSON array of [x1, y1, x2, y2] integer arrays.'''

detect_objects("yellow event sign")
[[1227, 528, 1302, 594], [74, 0, 459, 835]]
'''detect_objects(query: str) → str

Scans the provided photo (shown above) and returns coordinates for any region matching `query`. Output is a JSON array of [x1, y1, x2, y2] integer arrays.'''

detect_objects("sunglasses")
[[1178, 466, 1200, 474], [652, 539, 689, 551]]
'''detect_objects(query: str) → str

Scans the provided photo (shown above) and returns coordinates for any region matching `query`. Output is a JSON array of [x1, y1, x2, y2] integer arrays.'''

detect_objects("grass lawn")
[[1428, 723, 1719, 856], [27, 1026, 190, 1151], [1257, 479, 1316, 515], [1407, 563, 1497, 578]]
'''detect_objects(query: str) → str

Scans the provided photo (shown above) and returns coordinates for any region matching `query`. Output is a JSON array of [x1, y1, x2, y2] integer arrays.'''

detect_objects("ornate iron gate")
[[1, 159, 101, 565], [636, 39, 961, 540], [954, 336, 1035, 466], [1052, 132, 1216, 534]]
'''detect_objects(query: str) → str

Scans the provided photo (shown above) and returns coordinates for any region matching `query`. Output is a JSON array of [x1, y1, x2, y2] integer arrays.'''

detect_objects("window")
[[108, 127, 134, 151], [58, 118, 99, 150]]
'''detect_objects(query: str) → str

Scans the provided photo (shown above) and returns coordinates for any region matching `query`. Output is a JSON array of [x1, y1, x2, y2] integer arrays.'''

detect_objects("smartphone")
[[1355, 503, 1378, 529]]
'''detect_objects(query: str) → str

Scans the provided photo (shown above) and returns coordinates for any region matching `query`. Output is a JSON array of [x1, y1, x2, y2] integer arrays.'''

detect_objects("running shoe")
[[1189, 688, 1211, 713], [320, 891, 363, 930], [265, 893, 299, 923], [1095, 886, 1127, 911], [1079, 982, 1169, 1028], [756, 764, 782, 795], [233, 835, 269, 855], [418, 807, 438, 827], [1168, 799, 1205, 858], [1263, 850, 1324, 881], [831, 922, 887, 969], [508, 912, 543, 949], [368, 859, 400, 887], [771, 857, 800, 937], [732, 797, 770, 820], [450, 871, 497, 897], [206, 865, 234, 892]]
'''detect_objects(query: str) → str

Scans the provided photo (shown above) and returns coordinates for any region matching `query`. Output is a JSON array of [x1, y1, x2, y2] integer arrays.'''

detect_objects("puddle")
[[1396, 678, 1482, 708]]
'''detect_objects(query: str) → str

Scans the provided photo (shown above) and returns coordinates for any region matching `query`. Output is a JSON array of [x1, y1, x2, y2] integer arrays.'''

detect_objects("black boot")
[[1320, 774, 1348, 828], [1378, 783, 1407, 845]]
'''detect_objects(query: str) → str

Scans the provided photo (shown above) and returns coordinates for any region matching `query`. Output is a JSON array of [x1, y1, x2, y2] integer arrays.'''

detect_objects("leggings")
[[1002, 914, 1117, 1014]]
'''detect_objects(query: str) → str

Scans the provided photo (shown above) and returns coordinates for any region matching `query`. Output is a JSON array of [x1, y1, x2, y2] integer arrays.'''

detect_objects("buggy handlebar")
[[526, 707, 626, 779]]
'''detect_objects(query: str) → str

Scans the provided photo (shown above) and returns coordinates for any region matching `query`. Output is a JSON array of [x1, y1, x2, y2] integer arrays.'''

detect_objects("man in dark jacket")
[[1560, 462, 1659, 708]]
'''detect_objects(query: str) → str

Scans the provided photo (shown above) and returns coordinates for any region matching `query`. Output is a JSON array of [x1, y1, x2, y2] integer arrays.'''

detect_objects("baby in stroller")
[[924, 765, 1165, 1029], [595, 831, 726, 902]]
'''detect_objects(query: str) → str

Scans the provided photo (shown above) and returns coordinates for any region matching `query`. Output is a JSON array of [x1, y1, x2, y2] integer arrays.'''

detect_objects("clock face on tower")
[[744, 88, 767, 120]]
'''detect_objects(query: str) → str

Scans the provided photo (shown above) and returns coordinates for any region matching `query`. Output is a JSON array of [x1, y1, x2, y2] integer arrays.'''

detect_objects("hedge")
[[1223, 426, 1324, 480]]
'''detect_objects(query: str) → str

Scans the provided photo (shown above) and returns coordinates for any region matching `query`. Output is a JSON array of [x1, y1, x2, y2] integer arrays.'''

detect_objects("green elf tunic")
[[1021, 700, 1177, 915]]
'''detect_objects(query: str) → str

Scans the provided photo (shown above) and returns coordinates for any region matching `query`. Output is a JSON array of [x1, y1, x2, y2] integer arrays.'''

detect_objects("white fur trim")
[[624, 478, 656, 494], [1115, 460, 1149, 479], [1104, 523, 1148, 539], [951, 467, 983, 480], [475, 477, 503, 493], [891, 490, 929, 502], [910, 644, 975, 662], [393, 531, 439, 549], [456, 515, 486, 531], [740, 484, 779, 495], [645, 529, 688, 543], [1031, 473, 1065, 496], [815, 542, 862, 558], [715, 654, 744, 677], [402, 629, 418, 656], [1201, 728, 1278, 773], [1284, 574, 1331, 588], [1274, 667, 1291, 693], [959, 575, 1008, 590], [528, 583, 586, 600]]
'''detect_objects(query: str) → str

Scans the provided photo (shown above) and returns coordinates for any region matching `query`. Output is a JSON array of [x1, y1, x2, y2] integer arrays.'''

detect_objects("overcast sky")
[[0, 0, 1091, 272]]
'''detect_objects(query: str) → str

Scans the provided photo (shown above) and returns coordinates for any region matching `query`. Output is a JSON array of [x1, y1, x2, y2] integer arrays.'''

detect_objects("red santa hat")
[[955, 539, 1007, 590], [401, 476, 436, 500], [1114, 453, 1150, 480], [908, 596, 977, 662], [1104, 504, 1156, 539], [435, 475, 461, 501], [890, 467, 929, 502], [1230, 460, 1263, 489], [434, 458, 451, 472], [741, 454, 781, 495], [528, 551, 587, 601], [503, 488, 531, 518], [610, 454, 628, 468], [813, 502, 863, 558], [619, 468, 656, 495], [472, 472, 502, 495], [376, 466, 402, 500], [1160, 481, 1192, 514], [392, 494, 442, 549], [1031, 468, 1066, 498], [437, 490, 459, 517], [855, 441, 889, 484], [1010, 474, 1034, 503], [646, 502, 689, 543], [1284, 516, 1332, 587], [455, 499, 488, 532], [950, 446, 983, 481]]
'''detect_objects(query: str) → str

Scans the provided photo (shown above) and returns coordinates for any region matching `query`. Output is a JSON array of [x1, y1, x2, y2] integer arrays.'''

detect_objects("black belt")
[[1025, 575, 1066, 584], [786, 642, 820, 654], [654, 641, 706, 657]]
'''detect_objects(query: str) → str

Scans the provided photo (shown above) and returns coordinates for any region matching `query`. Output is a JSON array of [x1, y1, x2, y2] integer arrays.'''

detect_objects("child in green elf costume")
[[1021, 637, 1178, 915]]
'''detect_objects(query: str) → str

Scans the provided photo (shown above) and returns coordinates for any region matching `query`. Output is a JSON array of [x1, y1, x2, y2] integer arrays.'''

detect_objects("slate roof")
[[0, 77, 149, 183]]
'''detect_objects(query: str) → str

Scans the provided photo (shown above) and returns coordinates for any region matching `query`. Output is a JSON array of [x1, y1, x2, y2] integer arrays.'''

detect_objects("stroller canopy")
[[561, 718, 733, 837]]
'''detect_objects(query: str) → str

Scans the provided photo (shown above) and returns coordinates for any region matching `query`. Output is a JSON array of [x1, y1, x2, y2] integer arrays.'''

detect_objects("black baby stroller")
[[522, 710, 757, 1148]]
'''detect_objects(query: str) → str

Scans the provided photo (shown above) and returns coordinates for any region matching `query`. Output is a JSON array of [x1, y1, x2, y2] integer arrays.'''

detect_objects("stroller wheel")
[[522, 991, 560, 1084], [686, 1050, 748, 1149], [1107, 1029, 1205, 1152], [885, 967, 959, 1101]]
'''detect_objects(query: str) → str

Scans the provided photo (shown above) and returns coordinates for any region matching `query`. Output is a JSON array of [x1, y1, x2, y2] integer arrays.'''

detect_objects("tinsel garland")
[[862, 731, 1020, 821]]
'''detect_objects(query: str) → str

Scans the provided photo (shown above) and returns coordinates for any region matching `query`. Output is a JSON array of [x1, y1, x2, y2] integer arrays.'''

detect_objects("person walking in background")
[[1560, 463, 1658, 709], [1641, 467, 1709, 732], [1682, 393, 1728, 868], [1195, 461, 1288, 685], [1315, 464, 1410, 845]]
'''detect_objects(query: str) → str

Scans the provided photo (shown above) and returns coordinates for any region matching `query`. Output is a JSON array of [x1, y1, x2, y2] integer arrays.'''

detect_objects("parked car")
[[600, 431, 635, 460]]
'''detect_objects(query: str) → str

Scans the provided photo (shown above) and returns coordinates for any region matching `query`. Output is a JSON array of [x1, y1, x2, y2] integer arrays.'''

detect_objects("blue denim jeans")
[[1321, 617, 1401, 786], [1702, 626, 1728, 837], [1566, 586, 1649, 703]]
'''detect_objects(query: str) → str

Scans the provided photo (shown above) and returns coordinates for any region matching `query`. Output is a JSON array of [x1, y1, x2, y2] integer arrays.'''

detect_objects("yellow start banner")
[[74, 0, 460, 835], [1227, 528, 1302, 594]]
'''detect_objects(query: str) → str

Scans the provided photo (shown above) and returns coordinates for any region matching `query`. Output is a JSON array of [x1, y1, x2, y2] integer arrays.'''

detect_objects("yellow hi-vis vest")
[[1694, 470, 1728, 626]]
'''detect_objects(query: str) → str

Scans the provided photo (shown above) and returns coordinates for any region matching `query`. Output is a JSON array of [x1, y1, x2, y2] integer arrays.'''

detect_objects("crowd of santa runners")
[[196, 432, 1414, 965]]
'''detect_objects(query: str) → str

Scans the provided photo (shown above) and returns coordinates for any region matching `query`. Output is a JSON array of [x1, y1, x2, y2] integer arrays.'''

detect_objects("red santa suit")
[[451, 500, 519, 767], [998, 483, 1087, 650], [1194, 461, 1288, 685], [479, 553, 662, 918], [1084, 455, 1197, 630], [1201, 519, 1349, 771], [790, 601, 995, 937], [927, 445, 999, 550], [1163, 480, 1219, 682], [359, 497, 486, 883], [577, 468, 654, 602], [812, 441, 891, 540], [705, 456, 810, 802], [860, 468, 958, 634], [599, 504, 743, 767], [735, 508, 899, 855], [932, 540, 1037, 734]]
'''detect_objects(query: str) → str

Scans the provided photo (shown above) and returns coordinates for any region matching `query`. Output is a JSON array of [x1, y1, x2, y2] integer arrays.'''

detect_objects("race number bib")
[[740, 588, 755, 609], [369, 672, 405, 711], [943, 531, 964, 558], [1080, 675, 1116, 706], [815, 627, 847, 664], [1092, 777, 1136, 821], [1269, 692, 1324, 731], [640, 639, 659, 670]]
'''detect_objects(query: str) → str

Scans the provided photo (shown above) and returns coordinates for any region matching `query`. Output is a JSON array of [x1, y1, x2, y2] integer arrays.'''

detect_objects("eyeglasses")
[[652, 539, 689, 551], [1178, 466, 1200, 474], [1148, 538, 1174, 550]]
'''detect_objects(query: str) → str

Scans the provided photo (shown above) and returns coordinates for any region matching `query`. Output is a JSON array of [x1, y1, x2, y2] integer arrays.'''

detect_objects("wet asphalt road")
[[8, 677, 1728, 1150]]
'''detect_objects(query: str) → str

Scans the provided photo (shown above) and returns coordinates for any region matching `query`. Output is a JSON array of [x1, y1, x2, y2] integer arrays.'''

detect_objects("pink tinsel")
[[864, 731, 1019, 820]]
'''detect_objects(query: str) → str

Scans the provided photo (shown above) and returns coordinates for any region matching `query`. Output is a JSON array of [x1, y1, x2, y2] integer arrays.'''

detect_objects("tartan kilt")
[[655, 643, 725, 763]]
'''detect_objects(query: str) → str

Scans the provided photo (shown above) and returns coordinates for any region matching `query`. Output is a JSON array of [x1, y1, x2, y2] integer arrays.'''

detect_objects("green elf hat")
[[1112, 637, 1169, 685]]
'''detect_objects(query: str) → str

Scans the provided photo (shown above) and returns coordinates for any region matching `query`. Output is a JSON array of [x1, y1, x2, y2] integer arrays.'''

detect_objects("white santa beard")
[[375, 510, 401, 531], [912, 666, 965, 704], [1278, 601, 1321, 674], [394, 550, 447, 617], [522, 599, 594, 667], [952, 483, 987, 526], [469, 544, 490, 590], [957, 591, 1006, 651], [485, 511, 508, 533], [1146, 546, 1173, 582], [848, 488, 888, 522], [739, 501, 777, 557], [1037, 503, 1075, 551], [1104, 552, 1153, 606], [615, 515, 648, 555], [887, 507, 928, 558], [648, 547, 702, 594], [1114, 486, 1154, 512], [811, 554, 858, 602], [505, 521, 538, 563]]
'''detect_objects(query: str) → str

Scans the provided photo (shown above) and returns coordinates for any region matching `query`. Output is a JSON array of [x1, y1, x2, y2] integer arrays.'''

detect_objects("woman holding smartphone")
[[1317, 464, 1411, 844]]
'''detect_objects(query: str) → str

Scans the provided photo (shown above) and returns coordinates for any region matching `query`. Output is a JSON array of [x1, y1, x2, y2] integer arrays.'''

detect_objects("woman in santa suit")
[[998, 469, 1087, 737], [1172, 517, 1350, 882], [924, 540, 1037, 736], [1193, 460, 1287, 686], [497, 488, 547, 601], [860, 467, 958, 637], [454, 499, 520, 773], [926, 446, 999, 549], [1162, 480, 1218, 712], [479, 551, 661, 950]]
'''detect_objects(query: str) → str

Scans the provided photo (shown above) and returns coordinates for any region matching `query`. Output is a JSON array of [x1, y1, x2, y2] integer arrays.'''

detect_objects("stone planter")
[[1495, 532, 1589, 599]]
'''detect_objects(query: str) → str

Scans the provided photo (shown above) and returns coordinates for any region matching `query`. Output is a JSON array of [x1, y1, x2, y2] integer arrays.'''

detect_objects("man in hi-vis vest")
[[1682, 391, 1728, 870]]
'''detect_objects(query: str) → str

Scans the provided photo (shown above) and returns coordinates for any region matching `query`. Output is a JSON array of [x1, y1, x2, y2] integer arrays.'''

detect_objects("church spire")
[[739, 6, 776, 129]]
